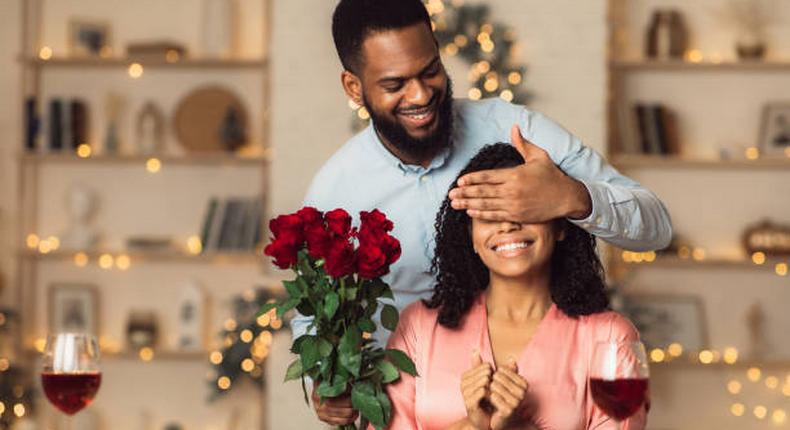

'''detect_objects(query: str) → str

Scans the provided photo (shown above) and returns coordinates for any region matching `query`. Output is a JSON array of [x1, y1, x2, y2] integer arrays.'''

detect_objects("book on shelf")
[[200, 196, 264, 253], [622, 102, 681, 157]]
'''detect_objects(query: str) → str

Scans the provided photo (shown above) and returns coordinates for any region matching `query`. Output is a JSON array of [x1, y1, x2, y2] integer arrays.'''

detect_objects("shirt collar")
[[366, 123, 452, 175]]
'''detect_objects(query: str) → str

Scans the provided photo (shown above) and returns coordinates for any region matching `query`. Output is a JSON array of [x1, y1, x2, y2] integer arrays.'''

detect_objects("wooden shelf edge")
[[611, 155, 790, 170], [611, 59, 790, 71], [20, 56, 268, 69], [617, 255, 788, 271], [19, 151, 271, 165], [651, 360, 790, 370], [18, 249, 263, 265]]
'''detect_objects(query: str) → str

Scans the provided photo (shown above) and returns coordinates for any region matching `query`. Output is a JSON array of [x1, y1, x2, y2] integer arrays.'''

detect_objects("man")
[[298, 0, 672, 425]]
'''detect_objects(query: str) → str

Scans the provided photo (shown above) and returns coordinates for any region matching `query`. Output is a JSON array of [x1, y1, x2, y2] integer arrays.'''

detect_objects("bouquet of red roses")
[[260, 207, 417, 430]]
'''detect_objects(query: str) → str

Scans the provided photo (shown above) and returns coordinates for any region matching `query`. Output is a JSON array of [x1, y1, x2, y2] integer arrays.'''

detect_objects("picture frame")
[[758, 102, 790, 157], [621, 294, 708, 351], [48, 283, 99, 335], [68, 19, 112, 57]]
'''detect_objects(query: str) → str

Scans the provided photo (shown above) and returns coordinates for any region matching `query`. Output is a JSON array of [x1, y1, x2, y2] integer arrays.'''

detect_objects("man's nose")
[[404, 79, 432, 107]]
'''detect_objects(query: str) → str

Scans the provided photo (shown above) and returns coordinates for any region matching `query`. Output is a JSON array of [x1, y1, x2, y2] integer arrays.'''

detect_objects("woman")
[[384, 144, 647, 430]]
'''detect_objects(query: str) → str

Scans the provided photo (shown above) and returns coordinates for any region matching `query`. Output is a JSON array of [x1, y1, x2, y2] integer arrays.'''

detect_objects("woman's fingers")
[[492, 370, 528, 396], [495, 367, 529, 391]]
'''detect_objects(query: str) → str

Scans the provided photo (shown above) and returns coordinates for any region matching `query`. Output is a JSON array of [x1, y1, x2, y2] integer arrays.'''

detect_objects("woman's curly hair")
[[424, 143, 610, 328]]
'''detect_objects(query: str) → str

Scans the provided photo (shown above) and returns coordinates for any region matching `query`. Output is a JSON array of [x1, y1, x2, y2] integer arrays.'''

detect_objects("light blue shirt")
[[296, 98, 672, 344]]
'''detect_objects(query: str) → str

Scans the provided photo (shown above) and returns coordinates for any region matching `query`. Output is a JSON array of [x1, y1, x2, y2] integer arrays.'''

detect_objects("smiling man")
[[297, 0, 672, 426]]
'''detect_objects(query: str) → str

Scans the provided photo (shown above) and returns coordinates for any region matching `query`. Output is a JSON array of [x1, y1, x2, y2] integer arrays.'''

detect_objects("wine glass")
[[589, 341, 650, 427], [41, 333, 102, 429]]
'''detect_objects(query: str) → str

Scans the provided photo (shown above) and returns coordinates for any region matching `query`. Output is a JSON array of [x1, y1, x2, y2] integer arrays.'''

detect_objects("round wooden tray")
[[173, 85, 248, 152]]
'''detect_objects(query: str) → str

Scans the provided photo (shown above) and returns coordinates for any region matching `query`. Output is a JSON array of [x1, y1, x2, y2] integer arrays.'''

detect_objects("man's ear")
[[341, 70, 363, 107]]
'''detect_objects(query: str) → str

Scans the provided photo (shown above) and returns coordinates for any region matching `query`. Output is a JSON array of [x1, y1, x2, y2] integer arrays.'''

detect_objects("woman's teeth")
[[494, 242, 531, 252]]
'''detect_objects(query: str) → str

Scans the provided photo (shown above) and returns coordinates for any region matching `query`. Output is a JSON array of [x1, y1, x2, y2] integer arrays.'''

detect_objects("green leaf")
[[358, 317, 376, 333], [323, 292, 340, 319], [352, 381, 384, 427], [345, 287, 358, 301], [380, 285, 394, 300], [317, 337, 333, 357], [380, 304, 399, 331], [283, 280, 303, 299], [377, 387, 393, 425], [291, 334, 309, 354], [256, 302, 277, 317], [297, 251, 317, 279], [300, 336, 320, 371], [385, 349, 417, 377], [375, 359, 400, 384], [317, 374, 348, 398], [338, 326, 362, 377], [284, 358, 303, 381]]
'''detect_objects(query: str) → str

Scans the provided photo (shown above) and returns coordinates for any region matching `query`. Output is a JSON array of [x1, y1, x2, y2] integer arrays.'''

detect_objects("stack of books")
[[199, 196, 264, 253], [619, 103, 681, 156]]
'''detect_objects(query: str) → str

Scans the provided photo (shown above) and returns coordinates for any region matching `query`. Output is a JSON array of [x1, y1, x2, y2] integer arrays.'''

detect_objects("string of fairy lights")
[[351, 0, 530, 122]]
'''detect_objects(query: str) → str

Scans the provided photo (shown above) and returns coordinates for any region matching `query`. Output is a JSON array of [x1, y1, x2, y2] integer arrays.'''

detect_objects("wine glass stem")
[[65, 414, 73, 430]]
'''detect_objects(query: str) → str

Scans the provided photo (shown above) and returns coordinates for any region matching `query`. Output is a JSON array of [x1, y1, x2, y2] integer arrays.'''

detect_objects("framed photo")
[[759, 102, 790, 157], [48, 284, 99, 335], [621, 294, 708, 351], [68, 19, 112, 57]]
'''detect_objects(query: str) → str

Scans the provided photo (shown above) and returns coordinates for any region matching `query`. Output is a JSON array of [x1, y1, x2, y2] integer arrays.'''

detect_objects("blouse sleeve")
[[588, 313, 648, 430], [381, 303, 422, 430]]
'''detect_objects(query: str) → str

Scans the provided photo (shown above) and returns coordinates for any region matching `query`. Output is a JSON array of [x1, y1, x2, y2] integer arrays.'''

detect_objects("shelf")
[[19, 249, 262, 265], [611, 59, 790, 72], [103, 349, 209, 362], [611, 154, 790, 170], [19, 151, 270, 166], [619, 256, 787, 271], [21, 56, 267, 69], [651, 359, 790, 371]]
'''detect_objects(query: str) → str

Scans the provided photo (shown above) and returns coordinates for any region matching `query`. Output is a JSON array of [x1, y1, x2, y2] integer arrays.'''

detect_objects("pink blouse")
[[382, 295, 647, 430]]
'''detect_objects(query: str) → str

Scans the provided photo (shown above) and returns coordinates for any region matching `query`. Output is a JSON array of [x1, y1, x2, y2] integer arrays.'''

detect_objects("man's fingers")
[[452, 197, 507, 212], [449, 185, 500, 200], [466, 209, 511, 222], [457, 169, 508, 187]]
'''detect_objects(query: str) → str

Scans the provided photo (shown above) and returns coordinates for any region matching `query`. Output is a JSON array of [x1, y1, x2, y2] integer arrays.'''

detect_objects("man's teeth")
[[494, 242, 531, 252], [401, 109, 432, 120]]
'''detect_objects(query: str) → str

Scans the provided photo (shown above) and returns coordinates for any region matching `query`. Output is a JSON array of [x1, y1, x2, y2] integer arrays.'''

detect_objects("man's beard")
[[364, 79, 454, 162]]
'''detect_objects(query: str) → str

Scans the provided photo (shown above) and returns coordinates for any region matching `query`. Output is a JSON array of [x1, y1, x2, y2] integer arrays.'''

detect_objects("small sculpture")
[[61, 185, 100, 250], [136, 102, 165, 155], [176, 280, 206, 351]]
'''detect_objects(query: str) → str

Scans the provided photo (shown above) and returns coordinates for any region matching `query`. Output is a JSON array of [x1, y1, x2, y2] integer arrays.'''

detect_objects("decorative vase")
[[201, 0, 239, 58]]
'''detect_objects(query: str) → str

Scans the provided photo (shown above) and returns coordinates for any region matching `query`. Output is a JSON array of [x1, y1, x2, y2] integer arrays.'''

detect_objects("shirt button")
[[595, 216, 602, 224], [623, 228, 629, 234], [420, 176, 427, 183]]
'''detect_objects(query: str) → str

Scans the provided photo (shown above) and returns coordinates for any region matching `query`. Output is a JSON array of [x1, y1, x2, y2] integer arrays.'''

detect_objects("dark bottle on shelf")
[[48, 99, 63, 151]]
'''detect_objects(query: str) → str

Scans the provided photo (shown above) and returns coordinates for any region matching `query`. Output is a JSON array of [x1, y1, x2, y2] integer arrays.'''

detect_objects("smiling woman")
[[379, 143, 646, 430]]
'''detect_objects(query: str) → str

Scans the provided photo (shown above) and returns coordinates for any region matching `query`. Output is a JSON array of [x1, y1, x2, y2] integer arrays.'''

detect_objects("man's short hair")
[[332, 0, 433, 74]]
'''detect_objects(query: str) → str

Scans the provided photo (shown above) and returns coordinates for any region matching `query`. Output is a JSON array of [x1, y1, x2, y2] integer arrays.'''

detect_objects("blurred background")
[[0, 0, 789, 429]]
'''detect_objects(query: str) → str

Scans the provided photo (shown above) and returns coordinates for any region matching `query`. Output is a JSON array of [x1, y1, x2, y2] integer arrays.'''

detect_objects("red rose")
[[264, 236, 299, 269], [357, 243, 388, 279], [269, 214, 304, 242], [305, 223, 331, 259], [326, 209, 352, 238], [380, 234, 401, 265], [296, 207, 323, 227], [360, 209, 393, 233], [324, 238, 355, 278]]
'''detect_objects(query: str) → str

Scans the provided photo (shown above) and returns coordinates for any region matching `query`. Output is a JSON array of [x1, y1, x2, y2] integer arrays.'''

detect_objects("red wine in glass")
[[41, 333, 101, 430], [590, 377, 649, 420], [41, 371, 102, 415], [589, 341, 650, 427]]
